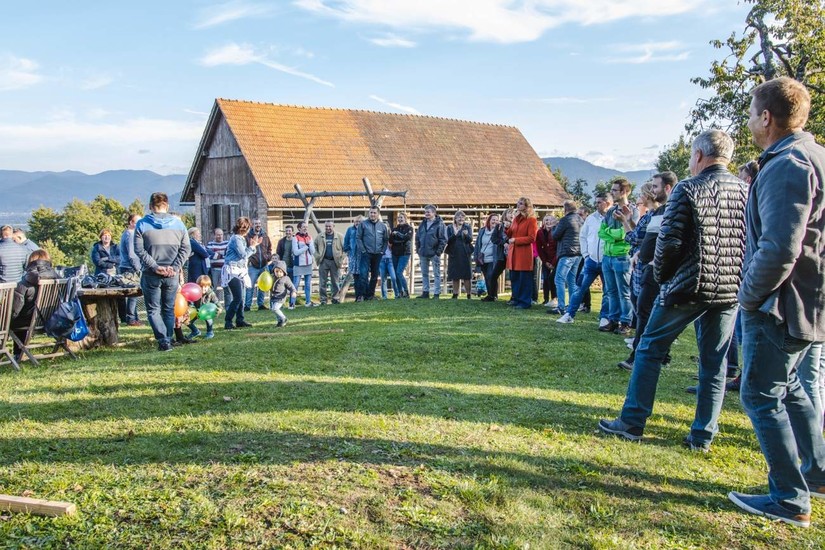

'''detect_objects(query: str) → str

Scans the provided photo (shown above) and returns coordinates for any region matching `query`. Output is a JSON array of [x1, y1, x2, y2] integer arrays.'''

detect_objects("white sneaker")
[[599, 318, 610, 328], [627, 342, 634, 350], [545, 299, 558, 308], [556, 313, 574, 324], [624, 337, 634, 345]]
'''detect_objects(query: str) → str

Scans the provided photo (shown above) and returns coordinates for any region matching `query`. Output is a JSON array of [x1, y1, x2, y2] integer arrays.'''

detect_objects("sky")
[[0, 1, 753, 175]]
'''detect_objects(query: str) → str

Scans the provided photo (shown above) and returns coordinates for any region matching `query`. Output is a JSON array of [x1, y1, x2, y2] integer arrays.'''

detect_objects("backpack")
[[45, 278, 89, 341]]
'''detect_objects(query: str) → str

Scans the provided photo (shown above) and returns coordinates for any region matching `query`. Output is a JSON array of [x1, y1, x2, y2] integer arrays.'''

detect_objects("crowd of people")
[[1, 77, 824, 528]]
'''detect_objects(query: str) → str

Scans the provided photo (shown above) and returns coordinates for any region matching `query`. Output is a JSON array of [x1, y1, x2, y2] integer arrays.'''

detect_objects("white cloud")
[[194, 1, 274, 29], [80, 75, 114, 90], [0, 115, 204, 173], [294, 0, 706, 44], [605, 41, 691, 64], [524, 96, 614, 105], [369, 94, 420, 114], [184, 108, 210, 117], [0, 54, 44, 91], [199, 43, 334, 87], [368, 34, 417, 48]]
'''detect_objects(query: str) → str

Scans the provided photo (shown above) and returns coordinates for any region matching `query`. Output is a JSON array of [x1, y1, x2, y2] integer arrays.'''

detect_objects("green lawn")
[[1, 296, 823, 548]]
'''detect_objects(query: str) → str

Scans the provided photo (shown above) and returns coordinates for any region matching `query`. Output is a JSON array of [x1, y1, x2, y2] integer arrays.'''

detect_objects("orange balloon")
[[174, 293, 189, 318]]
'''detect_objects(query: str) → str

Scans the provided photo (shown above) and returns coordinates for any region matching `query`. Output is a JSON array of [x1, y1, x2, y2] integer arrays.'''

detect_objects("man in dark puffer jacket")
[[599, 129, 747, 451]]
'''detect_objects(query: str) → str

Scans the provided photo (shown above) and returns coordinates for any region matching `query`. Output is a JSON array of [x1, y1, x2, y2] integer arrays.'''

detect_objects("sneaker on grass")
[[597, 418, 643, 441], [545, 299, 558, 308], [556, 313, 574, 324], [599, 318, 610, 328], [727, 492, 810, 528], [682, 435, 710, 453], [617, 359, 633, 371]]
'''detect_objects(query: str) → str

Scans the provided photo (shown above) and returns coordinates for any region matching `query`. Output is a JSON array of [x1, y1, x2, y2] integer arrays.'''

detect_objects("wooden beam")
[[362, 177, 376, 207], [293, 184, 323, 233], [0, 494, 77, 517], [281, 190, 407, 199]]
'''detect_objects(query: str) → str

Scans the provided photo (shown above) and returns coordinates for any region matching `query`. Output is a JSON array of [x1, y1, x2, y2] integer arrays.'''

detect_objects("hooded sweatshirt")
[[134, 212, 191, 274]]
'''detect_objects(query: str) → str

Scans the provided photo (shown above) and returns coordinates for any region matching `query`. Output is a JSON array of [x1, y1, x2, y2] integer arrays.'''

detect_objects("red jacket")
[[535, 227, 558, 266], [506, 214, 538, 272]]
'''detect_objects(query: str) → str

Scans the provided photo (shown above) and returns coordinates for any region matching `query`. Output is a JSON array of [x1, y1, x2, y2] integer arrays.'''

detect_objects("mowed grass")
[[1, 294, 823, 549]]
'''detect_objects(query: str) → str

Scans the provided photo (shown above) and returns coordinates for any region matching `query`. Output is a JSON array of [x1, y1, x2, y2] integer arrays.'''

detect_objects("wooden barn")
[[180, 99, 566, 236]]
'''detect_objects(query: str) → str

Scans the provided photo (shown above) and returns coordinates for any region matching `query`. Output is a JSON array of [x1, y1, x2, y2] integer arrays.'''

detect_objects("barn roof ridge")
[[215, 98, 516, 129]]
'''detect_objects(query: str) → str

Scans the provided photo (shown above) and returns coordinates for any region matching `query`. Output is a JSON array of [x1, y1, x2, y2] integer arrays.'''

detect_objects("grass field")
[[1, 296, 823, 548]]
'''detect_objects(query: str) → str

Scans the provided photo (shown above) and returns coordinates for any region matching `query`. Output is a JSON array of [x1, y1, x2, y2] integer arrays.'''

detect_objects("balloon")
[[174, 293, 189, 318], [181, 282, 203, 302], [198, 303, 218, 320], [188, 306, 198, 322], [257, 271, 274, 292]]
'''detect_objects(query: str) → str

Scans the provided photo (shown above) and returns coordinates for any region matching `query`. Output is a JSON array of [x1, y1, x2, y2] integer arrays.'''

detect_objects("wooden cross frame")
[[282, 177, 407, 232]]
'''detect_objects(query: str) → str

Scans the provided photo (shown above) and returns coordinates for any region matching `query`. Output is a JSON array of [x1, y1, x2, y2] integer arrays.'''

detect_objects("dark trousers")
[[141, 271, 178, 344], [358, 253, 382, 298], [483, 260, 505, 299], [510, 270, 533, 308], [224, 277, 246, 327], [541, 263, 558, 302], [576, 259, 591, 309]]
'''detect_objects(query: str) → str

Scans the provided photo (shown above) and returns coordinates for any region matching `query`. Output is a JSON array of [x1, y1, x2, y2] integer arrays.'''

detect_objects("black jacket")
[[11, 260, 60, 327], [390, 224, 413, 256], [654, 165, 747, 306], [552, 212, 582, 258], [415, 216, 447, 257]]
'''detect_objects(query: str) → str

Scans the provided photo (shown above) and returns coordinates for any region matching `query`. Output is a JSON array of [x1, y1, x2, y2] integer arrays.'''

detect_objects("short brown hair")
[[611, 178, 632, 194], [653, 171, 678, 188], [28, 249, 50, 263], [149, 192, 169, 210], [99, 228, 112, 239], [196, 275, 212, 287], [751, 77, 811, 130], [232, 217, 251, 235]]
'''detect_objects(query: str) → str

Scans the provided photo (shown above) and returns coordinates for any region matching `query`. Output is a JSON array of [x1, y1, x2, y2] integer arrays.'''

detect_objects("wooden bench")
[[0, 282, 19, 371], [11, 278, 78, 367]]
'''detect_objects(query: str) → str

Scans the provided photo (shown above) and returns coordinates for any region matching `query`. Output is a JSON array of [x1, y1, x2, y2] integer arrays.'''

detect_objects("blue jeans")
[[358, 253, 382, 299], [291, 273, 312, 305], [620, 301, 738, 445], [741, 310, 825, 514], [602, 255, 632, 324], [245, 265, 265, 308], [392, 254, 410, 296], [379, 256, 398, 299], [798, 343, 825, 427], [419, 255, 441, 294], [566, 257, 607, 318], [554, 256, 581, 312], [140, 271, 178, 345]]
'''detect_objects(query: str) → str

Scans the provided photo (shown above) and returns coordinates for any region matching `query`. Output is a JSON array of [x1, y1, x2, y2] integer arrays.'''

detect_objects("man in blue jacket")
[[118, 213, 143, 326], [134, 193, 191, 352], [727, 77, 825, 528]]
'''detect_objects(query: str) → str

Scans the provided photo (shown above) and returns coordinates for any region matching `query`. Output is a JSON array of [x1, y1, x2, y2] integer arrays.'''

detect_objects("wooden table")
[[74, 287, 142, 349]]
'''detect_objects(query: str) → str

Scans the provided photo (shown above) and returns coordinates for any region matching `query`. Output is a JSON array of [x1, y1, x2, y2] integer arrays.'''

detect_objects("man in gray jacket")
[[415, 204, 447, 299], [727, 77, 825, 528], [0, 225, 30, 283], [356, 207, 389, 301], [314, 221, 345, 305]]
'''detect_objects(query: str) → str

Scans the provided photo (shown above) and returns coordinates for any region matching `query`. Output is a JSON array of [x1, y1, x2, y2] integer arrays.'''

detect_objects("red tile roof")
[[184, 99, 567, 208]]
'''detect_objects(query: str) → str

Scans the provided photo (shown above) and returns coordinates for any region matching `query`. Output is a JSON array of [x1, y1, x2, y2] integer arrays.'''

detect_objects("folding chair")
[[0, 282, 20, 371], [12, 278, 78, 367]]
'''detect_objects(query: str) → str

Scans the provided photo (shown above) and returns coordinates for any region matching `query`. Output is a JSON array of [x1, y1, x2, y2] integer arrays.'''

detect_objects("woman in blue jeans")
[[221, 217, 260, 329], [390, 213, 413, 298]]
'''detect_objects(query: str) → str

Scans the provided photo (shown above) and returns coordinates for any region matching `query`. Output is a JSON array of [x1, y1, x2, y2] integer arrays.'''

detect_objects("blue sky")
[[0, 1, 752, 175]]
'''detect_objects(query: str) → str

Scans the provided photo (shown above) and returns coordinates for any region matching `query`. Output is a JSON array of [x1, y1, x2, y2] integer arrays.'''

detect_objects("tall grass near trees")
[[1, 297, 822, 548]]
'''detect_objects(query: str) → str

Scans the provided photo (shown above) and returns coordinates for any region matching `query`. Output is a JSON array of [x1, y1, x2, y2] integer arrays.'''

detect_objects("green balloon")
[[198, 303, 218, 320]]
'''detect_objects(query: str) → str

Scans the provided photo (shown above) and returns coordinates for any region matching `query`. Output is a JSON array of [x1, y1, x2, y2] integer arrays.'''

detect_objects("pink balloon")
[[180, 282, 203, 302]]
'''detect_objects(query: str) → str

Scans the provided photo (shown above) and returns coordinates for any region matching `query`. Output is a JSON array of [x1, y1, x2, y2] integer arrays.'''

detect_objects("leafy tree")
[[688, 0, 824, 164], [179, 211, 196, 229], [38, 239, 71, 267], [547, 164, 593, 209], [655, 136, 692, 180], [28, 207, 63, 247], [593, 181, 612, 198]]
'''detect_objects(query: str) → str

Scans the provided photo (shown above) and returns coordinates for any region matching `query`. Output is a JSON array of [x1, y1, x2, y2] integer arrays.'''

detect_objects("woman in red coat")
[[506, 197, 538, 309]]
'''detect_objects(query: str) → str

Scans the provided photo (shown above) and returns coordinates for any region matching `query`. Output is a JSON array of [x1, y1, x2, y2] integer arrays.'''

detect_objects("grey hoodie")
[[134, 212, 191, 273]]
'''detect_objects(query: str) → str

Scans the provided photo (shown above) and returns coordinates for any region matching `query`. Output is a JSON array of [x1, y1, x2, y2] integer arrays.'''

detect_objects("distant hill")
[[0, 169, 188, 226], [542, 157, 656, 194]]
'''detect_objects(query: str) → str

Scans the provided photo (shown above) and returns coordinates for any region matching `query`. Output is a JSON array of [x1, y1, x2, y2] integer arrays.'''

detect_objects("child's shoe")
[[189, 327, 202, 338], [204, 331, 215, 339]]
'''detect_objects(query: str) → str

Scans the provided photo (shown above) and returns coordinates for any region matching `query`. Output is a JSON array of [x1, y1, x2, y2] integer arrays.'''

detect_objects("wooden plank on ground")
[[0, 494, 77, 516]]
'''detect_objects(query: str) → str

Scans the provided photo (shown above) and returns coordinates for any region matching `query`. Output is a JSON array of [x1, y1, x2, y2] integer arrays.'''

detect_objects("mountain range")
[[0, 170, 187, 226], [0, 157, 655, 226], [541, 157, 656, 194]]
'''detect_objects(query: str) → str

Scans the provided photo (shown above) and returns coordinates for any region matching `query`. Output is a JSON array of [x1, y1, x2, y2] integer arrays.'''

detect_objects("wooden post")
[[293, 184, 323, 233], [362, 177, 376, 207], [0, 494, 77, 516]]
